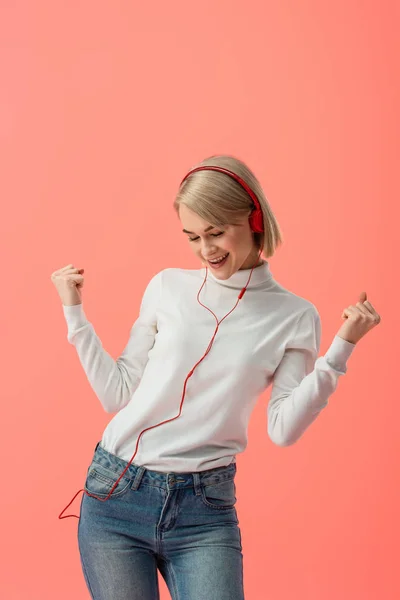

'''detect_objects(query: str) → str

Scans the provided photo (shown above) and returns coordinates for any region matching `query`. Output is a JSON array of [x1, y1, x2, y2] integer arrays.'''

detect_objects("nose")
[[200, 238, 219, 258]]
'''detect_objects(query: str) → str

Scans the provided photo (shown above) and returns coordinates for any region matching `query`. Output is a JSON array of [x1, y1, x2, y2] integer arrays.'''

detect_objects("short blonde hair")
[[173, 154, 284, 258]]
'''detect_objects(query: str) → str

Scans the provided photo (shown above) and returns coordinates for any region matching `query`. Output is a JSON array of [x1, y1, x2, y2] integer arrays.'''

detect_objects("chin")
[[211, 270, 232, 280], [202, 259, 235, 279]]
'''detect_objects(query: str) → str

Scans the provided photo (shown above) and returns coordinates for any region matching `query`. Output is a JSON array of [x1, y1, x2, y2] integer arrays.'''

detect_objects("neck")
[[239, 257, 264, 270], [204, 258, 273, 290]]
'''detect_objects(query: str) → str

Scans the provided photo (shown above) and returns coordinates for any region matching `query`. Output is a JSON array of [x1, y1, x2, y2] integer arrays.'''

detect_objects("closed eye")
[[188, 232, 224, 242]]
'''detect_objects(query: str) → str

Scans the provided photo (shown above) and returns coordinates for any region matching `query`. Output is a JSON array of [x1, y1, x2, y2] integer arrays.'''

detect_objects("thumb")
[[359, 291, 367, 303]]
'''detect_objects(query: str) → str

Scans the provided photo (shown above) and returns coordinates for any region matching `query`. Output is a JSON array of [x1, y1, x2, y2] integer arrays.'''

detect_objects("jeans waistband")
[[90, 441, 237, 491]]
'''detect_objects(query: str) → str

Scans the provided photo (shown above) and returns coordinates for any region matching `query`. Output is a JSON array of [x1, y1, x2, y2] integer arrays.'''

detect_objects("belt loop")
[[131, 465, 146, 491], [192, 472, 202, 496]]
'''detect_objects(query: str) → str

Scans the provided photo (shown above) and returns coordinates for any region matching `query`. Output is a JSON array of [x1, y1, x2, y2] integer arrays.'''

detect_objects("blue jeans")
[[78, 441, 245, 599]]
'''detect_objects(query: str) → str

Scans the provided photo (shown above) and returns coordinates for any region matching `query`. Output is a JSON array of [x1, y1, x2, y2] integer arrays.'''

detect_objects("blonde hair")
[[173, 154, 284, 258]]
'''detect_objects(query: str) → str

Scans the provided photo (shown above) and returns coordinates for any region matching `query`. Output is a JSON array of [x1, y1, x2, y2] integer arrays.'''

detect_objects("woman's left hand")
[[336, 292, 381, 345]]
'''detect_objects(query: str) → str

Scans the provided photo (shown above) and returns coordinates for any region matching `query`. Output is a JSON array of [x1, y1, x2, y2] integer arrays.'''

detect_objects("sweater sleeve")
[[267, 305, 356, 447], [62, 270, 162, 413]]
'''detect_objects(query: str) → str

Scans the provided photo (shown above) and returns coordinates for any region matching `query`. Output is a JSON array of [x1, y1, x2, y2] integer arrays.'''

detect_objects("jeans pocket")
[[200, 477, 237, 509], [84, 461, 132, 499]]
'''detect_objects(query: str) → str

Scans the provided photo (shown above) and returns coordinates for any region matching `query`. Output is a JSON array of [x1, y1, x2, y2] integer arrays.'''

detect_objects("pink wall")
[[0, 1, 397, 598]]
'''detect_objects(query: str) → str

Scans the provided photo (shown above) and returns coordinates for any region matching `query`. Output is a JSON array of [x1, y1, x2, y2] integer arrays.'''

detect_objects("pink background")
[[1, 1, 398, 598]]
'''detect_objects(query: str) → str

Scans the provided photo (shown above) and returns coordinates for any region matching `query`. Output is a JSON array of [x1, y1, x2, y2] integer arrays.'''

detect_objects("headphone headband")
[[179, 165, 264, 233]]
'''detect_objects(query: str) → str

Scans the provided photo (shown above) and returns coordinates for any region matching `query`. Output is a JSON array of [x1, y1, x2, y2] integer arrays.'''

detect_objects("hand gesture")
[[51, 264, 85, 306], [336, 292, 381, 345]]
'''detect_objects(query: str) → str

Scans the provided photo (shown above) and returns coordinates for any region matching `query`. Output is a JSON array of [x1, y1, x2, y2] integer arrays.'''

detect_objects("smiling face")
[[179, 204, 264, 279]]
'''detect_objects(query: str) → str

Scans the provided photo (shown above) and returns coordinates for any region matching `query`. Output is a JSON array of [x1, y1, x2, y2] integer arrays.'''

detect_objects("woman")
[[52, 154, 380, 600]]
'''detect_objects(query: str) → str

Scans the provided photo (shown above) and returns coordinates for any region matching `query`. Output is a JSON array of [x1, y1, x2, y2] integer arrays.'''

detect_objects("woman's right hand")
[[51, 264, 85, 306]]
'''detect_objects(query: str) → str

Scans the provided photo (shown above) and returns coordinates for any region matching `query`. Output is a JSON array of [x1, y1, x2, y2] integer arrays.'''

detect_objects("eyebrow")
[[182, 225, 216, 234]]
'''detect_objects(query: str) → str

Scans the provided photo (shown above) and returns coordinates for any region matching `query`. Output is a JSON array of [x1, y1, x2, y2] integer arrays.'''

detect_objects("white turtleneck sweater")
[[62, 260, 356, 472]]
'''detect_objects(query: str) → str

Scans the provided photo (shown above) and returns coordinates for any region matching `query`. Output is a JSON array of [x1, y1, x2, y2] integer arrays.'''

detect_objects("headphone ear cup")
[[249, 209, 264, 233]]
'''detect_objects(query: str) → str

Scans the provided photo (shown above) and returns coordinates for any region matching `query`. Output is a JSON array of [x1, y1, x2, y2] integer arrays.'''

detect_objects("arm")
[[268, 306, 356, 446], [62, 270, 162, 413]]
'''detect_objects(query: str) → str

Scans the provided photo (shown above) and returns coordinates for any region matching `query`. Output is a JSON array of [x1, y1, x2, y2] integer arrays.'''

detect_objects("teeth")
[[209, 253, 228, 264]]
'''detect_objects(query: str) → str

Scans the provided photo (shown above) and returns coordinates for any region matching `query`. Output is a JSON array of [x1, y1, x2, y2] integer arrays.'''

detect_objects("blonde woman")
[[52, 154, 380, 600]]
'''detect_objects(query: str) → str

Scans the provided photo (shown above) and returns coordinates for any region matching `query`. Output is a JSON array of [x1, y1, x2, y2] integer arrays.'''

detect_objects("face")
[[179, 204, 263, 279]]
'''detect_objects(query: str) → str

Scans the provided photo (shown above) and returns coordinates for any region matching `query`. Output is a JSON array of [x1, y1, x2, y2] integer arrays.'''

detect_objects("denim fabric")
[[78, 441, 245, 599]]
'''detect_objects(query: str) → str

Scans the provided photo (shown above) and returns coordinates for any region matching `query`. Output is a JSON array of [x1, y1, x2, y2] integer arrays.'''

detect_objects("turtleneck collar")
[[202, 259, 273, 289]]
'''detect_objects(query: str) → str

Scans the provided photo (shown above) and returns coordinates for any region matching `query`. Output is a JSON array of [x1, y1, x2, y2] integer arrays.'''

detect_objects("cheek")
[[193, 237, 232, 257], [223, 239, 237, 254]]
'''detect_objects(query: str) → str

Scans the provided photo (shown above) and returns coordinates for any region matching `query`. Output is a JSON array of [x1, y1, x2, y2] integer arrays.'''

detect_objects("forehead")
[[179, 204, 213, 231]]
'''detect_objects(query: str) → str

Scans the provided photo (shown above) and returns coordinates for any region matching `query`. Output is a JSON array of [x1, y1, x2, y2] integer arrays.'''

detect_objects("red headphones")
[[59, 165, 265, 520], [180, 165, 264, 234]]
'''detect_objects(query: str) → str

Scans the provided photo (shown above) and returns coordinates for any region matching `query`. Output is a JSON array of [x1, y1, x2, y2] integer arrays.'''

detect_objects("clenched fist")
[[336, 291, 381, 345], [51, 264, 85, 306]]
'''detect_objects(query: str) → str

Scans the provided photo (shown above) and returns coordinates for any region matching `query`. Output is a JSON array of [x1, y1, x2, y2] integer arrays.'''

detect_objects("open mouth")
[[208, 252, 229, 268]]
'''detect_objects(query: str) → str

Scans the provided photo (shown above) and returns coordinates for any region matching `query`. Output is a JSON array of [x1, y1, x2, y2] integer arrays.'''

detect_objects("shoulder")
[[275, 289, 321, 350], [142, 267, 202, 299], [156, 266, 202, 285], [271, 280, 320, 322]]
